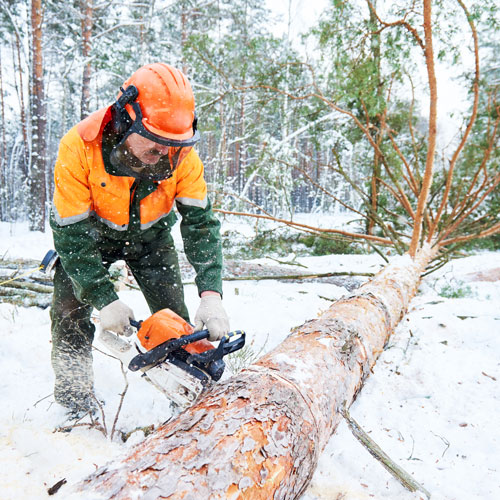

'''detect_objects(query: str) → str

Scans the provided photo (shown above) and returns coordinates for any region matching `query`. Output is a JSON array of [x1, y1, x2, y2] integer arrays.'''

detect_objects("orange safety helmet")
[[109, 63, 200, 181], [120, 63, 198, 142]]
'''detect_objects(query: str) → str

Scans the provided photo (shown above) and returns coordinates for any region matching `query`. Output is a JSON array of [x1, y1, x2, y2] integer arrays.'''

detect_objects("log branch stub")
[[77, 373, 320, 499]]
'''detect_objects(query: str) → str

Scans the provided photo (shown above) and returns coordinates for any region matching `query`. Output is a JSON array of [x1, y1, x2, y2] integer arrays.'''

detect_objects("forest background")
[[0, 0, 498, 259]]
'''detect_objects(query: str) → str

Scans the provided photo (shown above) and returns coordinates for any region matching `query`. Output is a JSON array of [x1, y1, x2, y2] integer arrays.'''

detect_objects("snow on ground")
[[0, 220, 499, 499], [304, 253, 500, 500]]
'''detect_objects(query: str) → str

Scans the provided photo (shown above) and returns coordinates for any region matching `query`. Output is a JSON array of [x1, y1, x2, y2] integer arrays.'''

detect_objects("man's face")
[[124, 133, 170, 169], [111, 130, 193, 181]]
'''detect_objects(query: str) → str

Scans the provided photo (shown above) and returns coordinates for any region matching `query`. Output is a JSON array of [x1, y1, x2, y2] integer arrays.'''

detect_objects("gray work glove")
[[194, 295, 230, 341], [99, 299, 135, 337]]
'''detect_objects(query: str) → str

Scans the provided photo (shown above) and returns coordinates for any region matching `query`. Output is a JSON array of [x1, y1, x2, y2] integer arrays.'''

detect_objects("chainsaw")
[[40, 250, 245, 409], [98, 308, 245, 409]]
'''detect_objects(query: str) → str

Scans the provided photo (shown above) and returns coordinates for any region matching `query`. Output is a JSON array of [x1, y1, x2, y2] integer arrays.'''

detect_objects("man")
[[50, 62, 229, 416]]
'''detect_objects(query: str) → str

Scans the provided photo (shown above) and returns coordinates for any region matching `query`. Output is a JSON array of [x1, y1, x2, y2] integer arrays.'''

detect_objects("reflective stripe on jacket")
[[52, 107, 207, 231]]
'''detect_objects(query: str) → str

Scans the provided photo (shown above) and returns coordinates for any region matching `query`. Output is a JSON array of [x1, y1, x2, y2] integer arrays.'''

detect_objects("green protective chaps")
[[50, 233, 189, 410]]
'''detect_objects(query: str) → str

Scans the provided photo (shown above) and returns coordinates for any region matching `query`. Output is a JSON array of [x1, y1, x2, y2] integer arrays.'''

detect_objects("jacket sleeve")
[[50, 215, 119, 310], [175, 150, 223, 296], [176, 200, 223, 296], [51, 130, 118, 310]]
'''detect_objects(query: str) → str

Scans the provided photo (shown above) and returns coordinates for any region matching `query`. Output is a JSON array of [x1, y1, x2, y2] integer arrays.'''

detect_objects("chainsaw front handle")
[[221, 330, 246, 355]]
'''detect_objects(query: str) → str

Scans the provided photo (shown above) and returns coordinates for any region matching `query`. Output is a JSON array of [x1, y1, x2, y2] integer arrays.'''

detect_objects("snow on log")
[[72, 245, 437, 499]]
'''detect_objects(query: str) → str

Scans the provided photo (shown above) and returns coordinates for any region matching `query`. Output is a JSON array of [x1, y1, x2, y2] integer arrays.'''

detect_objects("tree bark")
[[14, 34, 30, 179], [80, 0, 93, 120], [408, 0, 437, 256], [29, 0, 47, 231], [0, 47, 5, 220], [72, 244, 438, 499]]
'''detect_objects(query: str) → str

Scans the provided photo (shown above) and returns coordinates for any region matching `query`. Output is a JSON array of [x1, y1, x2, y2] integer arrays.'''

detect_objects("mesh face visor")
[[110, 102, 200, 182]]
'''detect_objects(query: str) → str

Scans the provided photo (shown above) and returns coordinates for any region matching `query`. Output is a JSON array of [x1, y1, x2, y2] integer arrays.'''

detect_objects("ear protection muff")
[[111, 85, 139, 136], [193, 112, 198, 134]]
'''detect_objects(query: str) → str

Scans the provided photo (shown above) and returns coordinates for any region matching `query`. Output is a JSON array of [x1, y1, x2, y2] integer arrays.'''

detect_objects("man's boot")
[[50, 263, 97, 417], [52, 342, 96, 418]]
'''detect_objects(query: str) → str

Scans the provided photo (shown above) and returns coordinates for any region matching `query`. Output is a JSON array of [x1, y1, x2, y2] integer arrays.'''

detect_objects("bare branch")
[[428, 0, 481, 241], [376, 177, 415, 218], [111, 361, 129, 441], [409, 0, 438, 256], [438, 173, 500, 243], [93, 22, 146, 40], [387, 132, 420, 196], [214, 210, 394, 245], [283, 159, 368, 218], [440, 221, 500, 246], [343, 406, 431, 498], [366, 0, 425, 50]]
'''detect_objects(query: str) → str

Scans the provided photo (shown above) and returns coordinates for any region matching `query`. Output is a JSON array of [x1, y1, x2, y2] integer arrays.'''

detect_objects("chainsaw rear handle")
[[130, 319, 143, 330], [40, 249, 59, 277]]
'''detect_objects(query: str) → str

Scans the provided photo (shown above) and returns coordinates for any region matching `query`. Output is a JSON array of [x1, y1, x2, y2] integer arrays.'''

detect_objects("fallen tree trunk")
[[0, 288, 52, 308], [72, 245, 437, 499], [0, 280, 53, 293]]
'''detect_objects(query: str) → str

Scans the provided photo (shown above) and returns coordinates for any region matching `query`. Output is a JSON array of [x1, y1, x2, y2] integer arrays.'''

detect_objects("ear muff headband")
[[112, 85, 139, 136]]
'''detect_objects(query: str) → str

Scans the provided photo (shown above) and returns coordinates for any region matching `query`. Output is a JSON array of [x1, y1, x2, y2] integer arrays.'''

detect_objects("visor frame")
[[127, 101, 200, 148]]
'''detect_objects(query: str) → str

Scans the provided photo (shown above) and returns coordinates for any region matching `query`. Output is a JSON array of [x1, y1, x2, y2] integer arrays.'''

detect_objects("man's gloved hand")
[[194, 293, 230, 341], [99, 299, 135, 337]]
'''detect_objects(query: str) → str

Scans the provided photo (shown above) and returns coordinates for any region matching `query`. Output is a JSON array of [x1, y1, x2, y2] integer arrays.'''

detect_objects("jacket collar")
[[77, 106, 113, 142]]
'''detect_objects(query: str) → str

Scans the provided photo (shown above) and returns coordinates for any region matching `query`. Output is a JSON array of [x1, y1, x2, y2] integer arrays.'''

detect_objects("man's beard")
[[109, 143, 174, 181]]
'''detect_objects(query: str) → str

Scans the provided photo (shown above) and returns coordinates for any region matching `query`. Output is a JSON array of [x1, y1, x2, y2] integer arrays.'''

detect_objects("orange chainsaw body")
[[136, 308, 214, 354]]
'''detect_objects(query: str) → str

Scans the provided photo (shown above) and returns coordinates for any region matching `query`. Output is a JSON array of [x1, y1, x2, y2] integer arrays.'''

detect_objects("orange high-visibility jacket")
[[53, 107, 208, 231]]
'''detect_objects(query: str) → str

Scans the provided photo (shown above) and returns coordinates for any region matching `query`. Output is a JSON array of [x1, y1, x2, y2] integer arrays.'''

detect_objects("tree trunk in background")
[[29, 0, 47, 231], [80, 0, 93, 120], [14, 34, 30, 179], [0, 49, 5, 220], [367, 0, 383, 235], [234, 79, 246, 193], [72, 245, 438, 499], [180, 9, 189, 75]]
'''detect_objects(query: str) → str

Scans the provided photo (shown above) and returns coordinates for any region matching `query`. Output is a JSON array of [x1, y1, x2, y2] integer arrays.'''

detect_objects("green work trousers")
[[50, 232, 189, 408]]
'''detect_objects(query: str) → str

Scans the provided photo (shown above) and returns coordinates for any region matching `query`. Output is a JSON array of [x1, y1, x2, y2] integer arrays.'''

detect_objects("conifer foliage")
[[0, 0, 497, 255]]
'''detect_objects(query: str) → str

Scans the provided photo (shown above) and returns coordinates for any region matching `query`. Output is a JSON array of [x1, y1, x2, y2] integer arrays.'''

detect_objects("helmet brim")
[[128, 101, 200, 147]]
